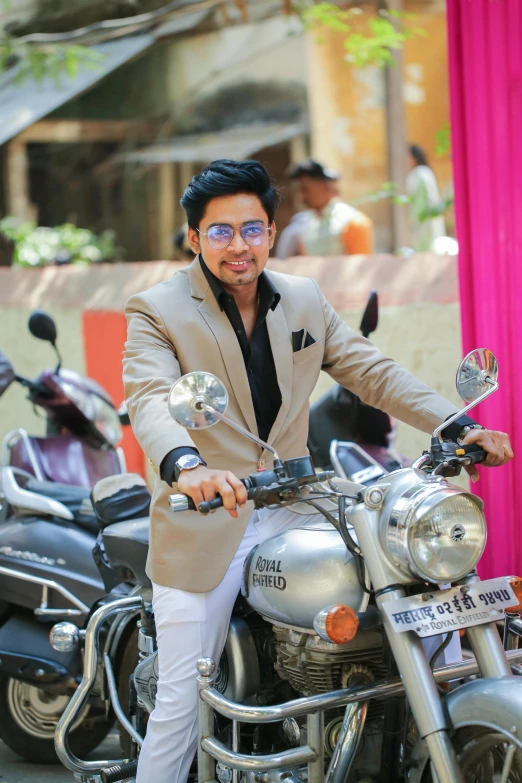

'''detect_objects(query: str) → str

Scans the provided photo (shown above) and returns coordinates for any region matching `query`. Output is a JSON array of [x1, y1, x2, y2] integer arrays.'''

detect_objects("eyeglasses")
[[197, 222, 270, 250]]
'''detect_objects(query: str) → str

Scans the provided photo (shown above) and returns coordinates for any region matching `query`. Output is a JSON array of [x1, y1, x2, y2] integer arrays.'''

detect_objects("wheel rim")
[[7, 678, 88, 740], [458, 732, 522, 782]]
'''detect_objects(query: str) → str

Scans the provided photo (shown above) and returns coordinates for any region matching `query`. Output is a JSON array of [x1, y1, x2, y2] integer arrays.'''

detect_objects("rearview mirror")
[[456, 348, 498, 404], [168, 372, 229, 430], [0, 351, 15, 398], [359, 290, 378, 339], [28, 310, 57, 345]]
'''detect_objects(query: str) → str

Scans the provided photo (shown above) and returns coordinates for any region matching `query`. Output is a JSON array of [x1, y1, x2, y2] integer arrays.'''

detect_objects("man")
[[123, 159, 512, 783], [285, 159, 374, 256]]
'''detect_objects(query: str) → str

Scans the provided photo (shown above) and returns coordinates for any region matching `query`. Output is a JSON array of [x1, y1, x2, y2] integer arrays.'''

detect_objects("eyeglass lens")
[[206, 223, 268, 249]]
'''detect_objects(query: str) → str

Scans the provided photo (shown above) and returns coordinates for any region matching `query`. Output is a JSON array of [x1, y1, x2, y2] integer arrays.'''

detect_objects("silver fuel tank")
[[243, 515, 369, 631]]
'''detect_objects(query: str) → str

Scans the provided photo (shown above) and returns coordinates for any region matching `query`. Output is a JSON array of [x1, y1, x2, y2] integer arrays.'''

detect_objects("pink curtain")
[[447, 0, 522, 578]]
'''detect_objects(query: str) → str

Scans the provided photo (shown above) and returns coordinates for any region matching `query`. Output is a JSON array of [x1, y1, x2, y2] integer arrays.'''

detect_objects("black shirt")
[[161, 257, 282, 484]]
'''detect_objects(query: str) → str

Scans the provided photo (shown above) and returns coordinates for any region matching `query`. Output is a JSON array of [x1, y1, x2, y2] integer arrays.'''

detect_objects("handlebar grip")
[[198, 496, 225, 514], [459, 444, 487, 465]]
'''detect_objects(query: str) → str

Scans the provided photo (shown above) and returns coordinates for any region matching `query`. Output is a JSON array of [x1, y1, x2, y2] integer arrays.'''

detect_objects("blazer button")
[[258, 458, 265, 470]]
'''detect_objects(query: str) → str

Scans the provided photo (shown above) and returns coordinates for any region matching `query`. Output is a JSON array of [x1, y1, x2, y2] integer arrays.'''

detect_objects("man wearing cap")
[[283, 159, 374, 257]]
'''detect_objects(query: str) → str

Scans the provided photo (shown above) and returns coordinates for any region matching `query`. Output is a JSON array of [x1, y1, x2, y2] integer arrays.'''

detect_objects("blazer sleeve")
[[313, 281, 459, 434], [123, 292, 197, 474]]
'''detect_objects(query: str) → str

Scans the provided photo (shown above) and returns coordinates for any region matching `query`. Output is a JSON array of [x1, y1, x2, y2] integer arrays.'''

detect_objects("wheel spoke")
[[501, 744, 517, 783]]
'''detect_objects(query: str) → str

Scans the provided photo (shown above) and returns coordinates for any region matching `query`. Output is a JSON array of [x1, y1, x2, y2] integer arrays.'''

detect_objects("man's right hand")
[[177, 466, 248, 518]]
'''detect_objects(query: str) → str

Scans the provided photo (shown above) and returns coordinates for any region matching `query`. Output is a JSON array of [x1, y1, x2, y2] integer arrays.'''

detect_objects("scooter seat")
[[101, 517, 150, 587], [25, 477, 98, 534], [91, 474, 151, 530]]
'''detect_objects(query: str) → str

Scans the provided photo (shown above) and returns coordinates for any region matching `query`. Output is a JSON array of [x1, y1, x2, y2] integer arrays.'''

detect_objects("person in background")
[[274, 209, 309, 259], [284, 159, 373, 257], [406, 144, 447, 251]]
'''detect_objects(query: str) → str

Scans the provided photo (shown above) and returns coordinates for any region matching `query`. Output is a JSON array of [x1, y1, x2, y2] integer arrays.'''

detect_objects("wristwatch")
[[175, 453, 205, 480], [458, 424, 484, 443]]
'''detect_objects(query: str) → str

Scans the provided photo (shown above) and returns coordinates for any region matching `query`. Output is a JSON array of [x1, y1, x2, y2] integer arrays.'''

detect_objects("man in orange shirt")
[[285, 159, 373, 257]]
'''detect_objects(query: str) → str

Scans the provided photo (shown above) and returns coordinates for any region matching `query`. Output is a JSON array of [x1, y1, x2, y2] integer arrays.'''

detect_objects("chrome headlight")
[[382, 482, 486, 583]]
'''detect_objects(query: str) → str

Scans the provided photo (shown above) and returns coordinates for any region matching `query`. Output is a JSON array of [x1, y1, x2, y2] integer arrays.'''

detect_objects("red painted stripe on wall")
[[82, 311, 145, 478]]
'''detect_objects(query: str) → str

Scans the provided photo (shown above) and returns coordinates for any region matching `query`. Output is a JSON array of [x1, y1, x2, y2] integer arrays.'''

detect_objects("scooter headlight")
[[382, 483, 486, 583]]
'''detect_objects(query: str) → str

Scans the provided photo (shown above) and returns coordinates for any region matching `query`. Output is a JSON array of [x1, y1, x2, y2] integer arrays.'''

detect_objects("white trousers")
[[136, 507, 462, 783], [136, 506, 309, 783]]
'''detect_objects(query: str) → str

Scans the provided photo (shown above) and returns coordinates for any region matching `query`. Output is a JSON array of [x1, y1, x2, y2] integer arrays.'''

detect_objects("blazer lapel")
[[190, 261, 258, 436], [265, 302, 293, 447]]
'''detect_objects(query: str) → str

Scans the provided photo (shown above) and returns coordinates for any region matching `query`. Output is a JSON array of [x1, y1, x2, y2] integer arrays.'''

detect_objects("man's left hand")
[[461, 428, 514, 482]]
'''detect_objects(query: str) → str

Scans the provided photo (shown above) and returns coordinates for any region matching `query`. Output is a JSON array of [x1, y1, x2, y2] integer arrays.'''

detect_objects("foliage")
[[435, 124, 451, 157], [295, 2, 426, 68], [0, 218, 122, 267], [352, 182, 454, 222], [0, 38, 103, 83]]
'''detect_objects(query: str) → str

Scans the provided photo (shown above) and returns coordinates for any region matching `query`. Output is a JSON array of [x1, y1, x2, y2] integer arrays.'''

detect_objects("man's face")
[[188, 193, 275, 289], [296, 176, 335, 211]]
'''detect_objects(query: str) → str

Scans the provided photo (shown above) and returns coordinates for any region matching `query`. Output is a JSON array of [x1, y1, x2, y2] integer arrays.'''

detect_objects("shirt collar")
[[199, 256, 280, 313]]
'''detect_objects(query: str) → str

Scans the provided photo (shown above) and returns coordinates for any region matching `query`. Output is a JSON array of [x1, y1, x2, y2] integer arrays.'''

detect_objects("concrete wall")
[[0, 253, 463, 483]]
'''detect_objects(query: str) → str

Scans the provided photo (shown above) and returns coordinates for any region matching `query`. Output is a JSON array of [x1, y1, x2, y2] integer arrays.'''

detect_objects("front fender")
[[409, 676, 522, 781]]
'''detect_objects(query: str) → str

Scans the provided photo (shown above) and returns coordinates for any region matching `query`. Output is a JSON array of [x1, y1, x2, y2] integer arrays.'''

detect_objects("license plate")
[[382, 577, 517, 638]]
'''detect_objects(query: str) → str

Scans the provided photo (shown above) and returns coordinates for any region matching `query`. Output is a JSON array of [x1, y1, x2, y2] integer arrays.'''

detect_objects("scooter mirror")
[[168, 372, 228, 430], [0, 351, 15, 397], [359, 290, 378, 339], [28, 310, 58, 345], [456, 348, 499, 404]]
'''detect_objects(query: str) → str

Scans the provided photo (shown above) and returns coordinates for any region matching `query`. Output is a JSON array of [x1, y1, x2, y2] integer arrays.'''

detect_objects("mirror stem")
[[432, 377, 499, 440], [53, 342, 63, 373], [200, 404, 280, 461]]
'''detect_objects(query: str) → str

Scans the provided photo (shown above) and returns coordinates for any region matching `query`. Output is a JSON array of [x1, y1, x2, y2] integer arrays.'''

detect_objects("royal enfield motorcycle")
[[0, 310, 129, 762], [54, 348, 522, 783]]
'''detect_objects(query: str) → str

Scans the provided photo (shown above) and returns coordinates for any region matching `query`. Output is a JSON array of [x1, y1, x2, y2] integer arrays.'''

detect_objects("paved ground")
[[0, 730, 122, 782]]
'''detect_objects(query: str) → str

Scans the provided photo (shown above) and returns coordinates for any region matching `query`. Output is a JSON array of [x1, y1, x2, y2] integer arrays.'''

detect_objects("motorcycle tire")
[[0, 675, 114, 764], [420, 725, 522, 782]]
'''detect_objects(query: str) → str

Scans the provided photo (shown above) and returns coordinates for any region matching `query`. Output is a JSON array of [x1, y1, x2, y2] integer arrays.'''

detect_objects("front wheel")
[[0, 676, 114, 764], [421, 726, 522, 782]]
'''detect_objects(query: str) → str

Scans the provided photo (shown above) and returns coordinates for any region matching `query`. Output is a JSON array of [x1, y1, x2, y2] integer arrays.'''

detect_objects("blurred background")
[[0, 0, 462, 478]]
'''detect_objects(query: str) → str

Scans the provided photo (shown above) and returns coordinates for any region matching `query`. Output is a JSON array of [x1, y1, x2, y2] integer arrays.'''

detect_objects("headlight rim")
[[384, 481, 486, 583]]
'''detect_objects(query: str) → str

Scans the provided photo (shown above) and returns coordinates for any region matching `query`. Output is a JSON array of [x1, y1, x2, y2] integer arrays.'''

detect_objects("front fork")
[[350, 503, 514, 783]]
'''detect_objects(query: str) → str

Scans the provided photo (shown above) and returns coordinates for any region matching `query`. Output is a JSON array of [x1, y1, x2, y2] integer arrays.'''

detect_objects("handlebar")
[[169, 467, 334, 515], [457, 443, 487, 466]]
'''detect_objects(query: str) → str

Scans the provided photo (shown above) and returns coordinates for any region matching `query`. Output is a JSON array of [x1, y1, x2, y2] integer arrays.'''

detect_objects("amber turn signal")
[[313, 604, 359, 644], [505, 577, 522, 614]]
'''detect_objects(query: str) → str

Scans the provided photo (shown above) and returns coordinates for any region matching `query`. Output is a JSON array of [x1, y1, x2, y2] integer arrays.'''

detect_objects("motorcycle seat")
[[102, 517, 150, 587], [25, 477, 98, 534]]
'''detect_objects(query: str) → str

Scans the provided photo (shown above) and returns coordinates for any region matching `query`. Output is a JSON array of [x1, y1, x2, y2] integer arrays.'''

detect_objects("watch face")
[[178, 455, 201, 470]]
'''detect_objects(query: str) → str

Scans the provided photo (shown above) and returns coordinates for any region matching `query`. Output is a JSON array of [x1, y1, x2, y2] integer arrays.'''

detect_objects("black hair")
[[286, 158, 339, 181], [180, 159, 281, 230], [409, 144, 428, 167]]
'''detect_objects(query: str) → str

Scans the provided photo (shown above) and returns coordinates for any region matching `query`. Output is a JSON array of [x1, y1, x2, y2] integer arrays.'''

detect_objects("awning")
[[0, 35, 154, 147], [118, 121, 308, 164]]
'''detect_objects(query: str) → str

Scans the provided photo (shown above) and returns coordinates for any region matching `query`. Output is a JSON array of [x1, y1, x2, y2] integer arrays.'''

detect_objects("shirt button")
[[237, 329, 243, 334]]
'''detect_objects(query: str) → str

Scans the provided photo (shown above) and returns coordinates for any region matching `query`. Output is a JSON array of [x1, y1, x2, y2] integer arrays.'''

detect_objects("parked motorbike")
[[0, 310, 128, 762], [308, 290, 405, 482], [54, 349, 522, 783]]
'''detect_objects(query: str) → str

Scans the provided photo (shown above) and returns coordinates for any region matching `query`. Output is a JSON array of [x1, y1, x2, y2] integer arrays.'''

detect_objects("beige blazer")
[[123, 258, 458, 591]]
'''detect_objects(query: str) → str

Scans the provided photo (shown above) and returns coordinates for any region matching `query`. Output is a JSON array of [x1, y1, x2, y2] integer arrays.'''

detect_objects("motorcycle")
[[54, 348, 522, 783], [308, 291, 405, 483], [0, 309, 129, 763]]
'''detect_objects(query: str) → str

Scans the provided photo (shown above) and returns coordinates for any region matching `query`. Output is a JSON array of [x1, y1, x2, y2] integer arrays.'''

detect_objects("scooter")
[[308, 290, 406, 483], [0, 310, 129, 763]]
